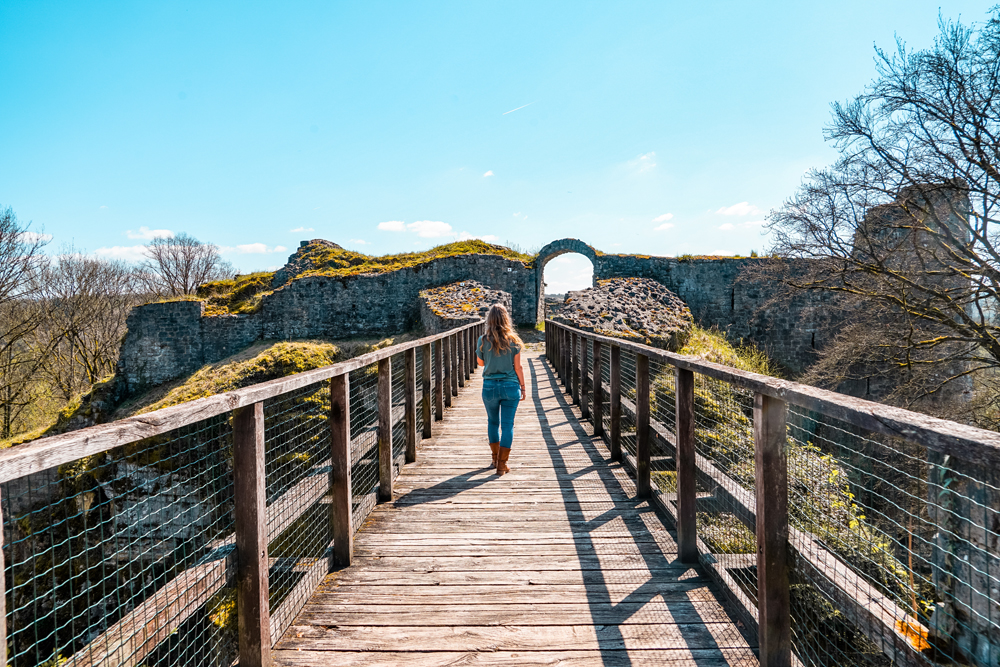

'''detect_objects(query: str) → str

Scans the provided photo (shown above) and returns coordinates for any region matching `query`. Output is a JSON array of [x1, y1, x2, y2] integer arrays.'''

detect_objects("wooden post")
[[405, 348, 417, 463], [443, 336, 453, 407], [378, 357, 393, 502], [457, 331, 466, 388], [636, 353, 650, 498], [233, 402, 271, 667], [580, 337, 590, 419], [675, 367, 697, 563], [570, 332, 578, 399], [610, 345, 622, 462], [330, 373, 353, 566], [545, 322, 550, 359], [592, 340, 604, 438], [464, 328, 471, 380], [754, 392, 791, 667], [422, 344, 432, 438], [434, 339, 444, 419], [450, 335, 459, 397], [560, 328, 567, 385]]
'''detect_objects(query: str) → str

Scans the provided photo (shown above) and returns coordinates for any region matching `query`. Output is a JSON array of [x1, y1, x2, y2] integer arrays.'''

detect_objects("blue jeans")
[[482, 379, 520, 449]]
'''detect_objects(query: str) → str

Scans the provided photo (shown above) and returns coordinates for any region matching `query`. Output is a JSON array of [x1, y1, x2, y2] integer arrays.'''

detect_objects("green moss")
[[198, 271, 274, 315], [178, 240, 534, 315], [294, 240, 534, 280]]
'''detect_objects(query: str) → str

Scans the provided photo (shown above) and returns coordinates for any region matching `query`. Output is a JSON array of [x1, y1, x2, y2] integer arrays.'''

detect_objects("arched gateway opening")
[[535, 238, 598, 321]]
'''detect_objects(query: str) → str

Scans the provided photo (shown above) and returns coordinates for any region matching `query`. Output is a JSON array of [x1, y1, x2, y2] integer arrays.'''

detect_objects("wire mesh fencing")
[[415, 347, 425, 439], [3, 415, 237, 667], [349, 362, 381, 533], [619, 348, 638, 463], [690, 372, 759, 621], [785, 406, 1000, 667], [648, 357, 677, 497], [263, 380, 332, 635]]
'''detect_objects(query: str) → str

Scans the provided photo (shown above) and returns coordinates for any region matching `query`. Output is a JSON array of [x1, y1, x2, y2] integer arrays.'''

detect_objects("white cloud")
[[126, 226, 174, 240], [290, 226, 314, 233], [99, 205, 108, 210], [19, 231, 53, 244], [377, 220, 406, 232], [629, 151, 657, 173], [483, 170, 494, 177], [711, 249, 736, 256], [716, 202, 762, 216], [652, 213, 674, 223], [719, 223, 735, 231], [654, 223, 674, 231], [94, 245, 147, 263], [224, 244, 289, 254], [407, 220, 452, 238], [349, 238, 369, 245], [457, 231, 500, 243], [512, 212, 528, 220]]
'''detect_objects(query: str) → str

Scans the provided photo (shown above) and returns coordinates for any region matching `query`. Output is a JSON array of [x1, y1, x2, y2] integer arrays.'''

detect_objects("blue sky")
[[1, 1, 994, 292]]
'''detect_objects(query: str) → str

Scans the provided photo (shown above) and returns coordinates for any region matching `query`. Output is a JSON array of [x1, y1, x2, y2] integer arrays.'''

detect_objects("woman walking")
[[476, 304, 525, 476]]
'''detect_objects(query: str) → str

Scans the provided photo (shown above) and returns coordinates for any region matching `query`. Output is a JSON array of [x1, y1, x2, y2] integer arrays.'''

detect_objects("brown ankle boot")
[[489, 443, 500, 469], [496, 447, 511, 476]]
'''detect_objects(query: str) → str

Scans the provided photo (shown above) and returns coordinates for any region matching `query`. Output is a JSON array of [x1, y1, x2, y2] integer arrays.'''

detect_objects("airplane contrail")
[[503, 101, 536, 115]]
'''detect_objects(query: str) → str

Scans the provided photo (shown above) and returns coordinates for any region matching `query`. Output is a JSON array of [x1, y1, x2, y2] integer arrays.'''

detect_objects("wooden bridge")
[[272, 349, 756, 666], [3, 318, 998, 667]]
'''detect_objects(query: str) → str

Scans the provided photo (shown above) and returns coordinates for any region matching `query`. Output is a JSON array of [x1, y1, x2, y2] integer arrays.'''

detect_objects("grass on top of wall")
[[191, 240, 535, 316]]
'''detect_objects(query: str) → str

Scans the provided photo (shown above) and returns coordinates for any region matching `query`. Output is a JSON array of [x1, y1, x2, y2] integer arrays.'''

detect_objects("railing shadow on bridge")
[[0, 321, 484, 667], [546, 320, 1000, 667], [529, 356, 759, 666]]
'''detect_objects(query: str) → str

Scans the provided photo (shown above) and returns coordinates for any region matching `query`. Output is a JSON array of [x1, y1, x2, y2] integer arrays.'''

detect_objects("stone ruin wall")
[[593, 254, 839, 375], [118, 254, 534, 394]]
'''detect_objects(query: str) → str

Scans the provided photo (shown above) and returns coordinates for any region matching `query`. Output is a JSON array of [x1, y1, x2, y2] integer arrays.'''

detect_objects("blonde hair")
[[484, 303, 523, 354]]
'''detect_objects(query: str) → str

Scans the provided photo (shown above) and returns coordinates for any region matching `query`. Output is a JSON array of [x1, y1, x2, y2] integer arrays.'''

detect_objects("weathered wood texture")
[[233, 402, 272, 667], [378, 357, 394, 502], [544, 322, 1000, 469], [273, 350, 755, 666], [675, 368, 697, 564], [754, 393, 790, 667], [405, 348, 417, 463], [635, 353, 650, 498], [330, 374, 353, 566]]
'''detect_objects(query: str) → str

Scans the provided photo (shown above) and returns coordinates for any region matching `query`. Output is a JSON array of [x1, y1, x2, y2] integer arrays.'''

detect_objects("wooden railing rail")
[[544, 319, 1000, 667], [0, 320, 485, 667]]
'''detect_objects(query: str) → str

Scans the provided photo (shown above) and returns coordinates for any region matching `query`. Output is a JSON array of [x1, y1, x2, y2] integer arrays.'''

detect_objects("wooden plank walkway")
[[274, 349, 758, 666]]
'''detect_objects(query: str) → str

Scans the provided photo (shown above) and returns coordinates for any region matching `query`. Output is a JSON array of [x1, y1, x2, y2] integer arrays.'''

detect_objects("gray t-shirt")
[[477, 336, 521, 382]]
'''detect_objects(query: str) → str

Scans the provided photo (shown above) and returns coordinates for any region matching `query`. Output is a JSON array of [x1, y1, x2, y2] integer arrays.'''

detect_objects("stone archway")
[[535, 238, 598, 322]]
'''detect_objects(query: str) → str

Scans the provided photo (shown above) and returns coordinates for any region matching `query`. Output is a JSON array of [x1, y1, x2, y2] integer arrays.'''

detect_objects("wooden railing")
[[545, 320, 1000, 667], [0, 320, 484, 667]]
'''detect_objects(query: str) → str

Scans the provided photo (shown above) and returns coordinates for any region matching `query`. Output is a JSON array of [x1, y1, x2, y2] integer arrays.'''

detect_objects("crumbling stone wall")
[[419, 281, 511, 333], [117, 254, 533, 394], [593, 255, 839, 375]]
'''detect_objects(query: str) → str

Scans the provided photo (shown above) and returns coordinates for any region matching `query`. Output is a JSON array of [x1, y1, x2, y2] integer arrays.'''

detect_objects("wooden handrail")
[[545, 320, 1000, 468], [0, 321, 484, 485]]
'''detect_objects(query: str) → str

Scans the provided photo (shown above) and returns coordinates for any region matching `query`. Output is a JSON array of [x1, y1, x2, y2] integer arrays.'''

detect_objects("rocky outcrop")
[[551, 277, 693, 351], [419, 281, 510, 333], [272, 239, 345, 286]]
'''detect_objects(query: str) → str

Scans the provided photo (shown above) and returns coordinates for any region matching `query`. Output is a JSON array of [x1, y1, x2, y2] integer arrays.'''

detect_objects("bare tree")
[[763, 9, 1000, 407], [40, 252, 145, 401], [0, 207, 51, 438], [142, 233, 234, 296]]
